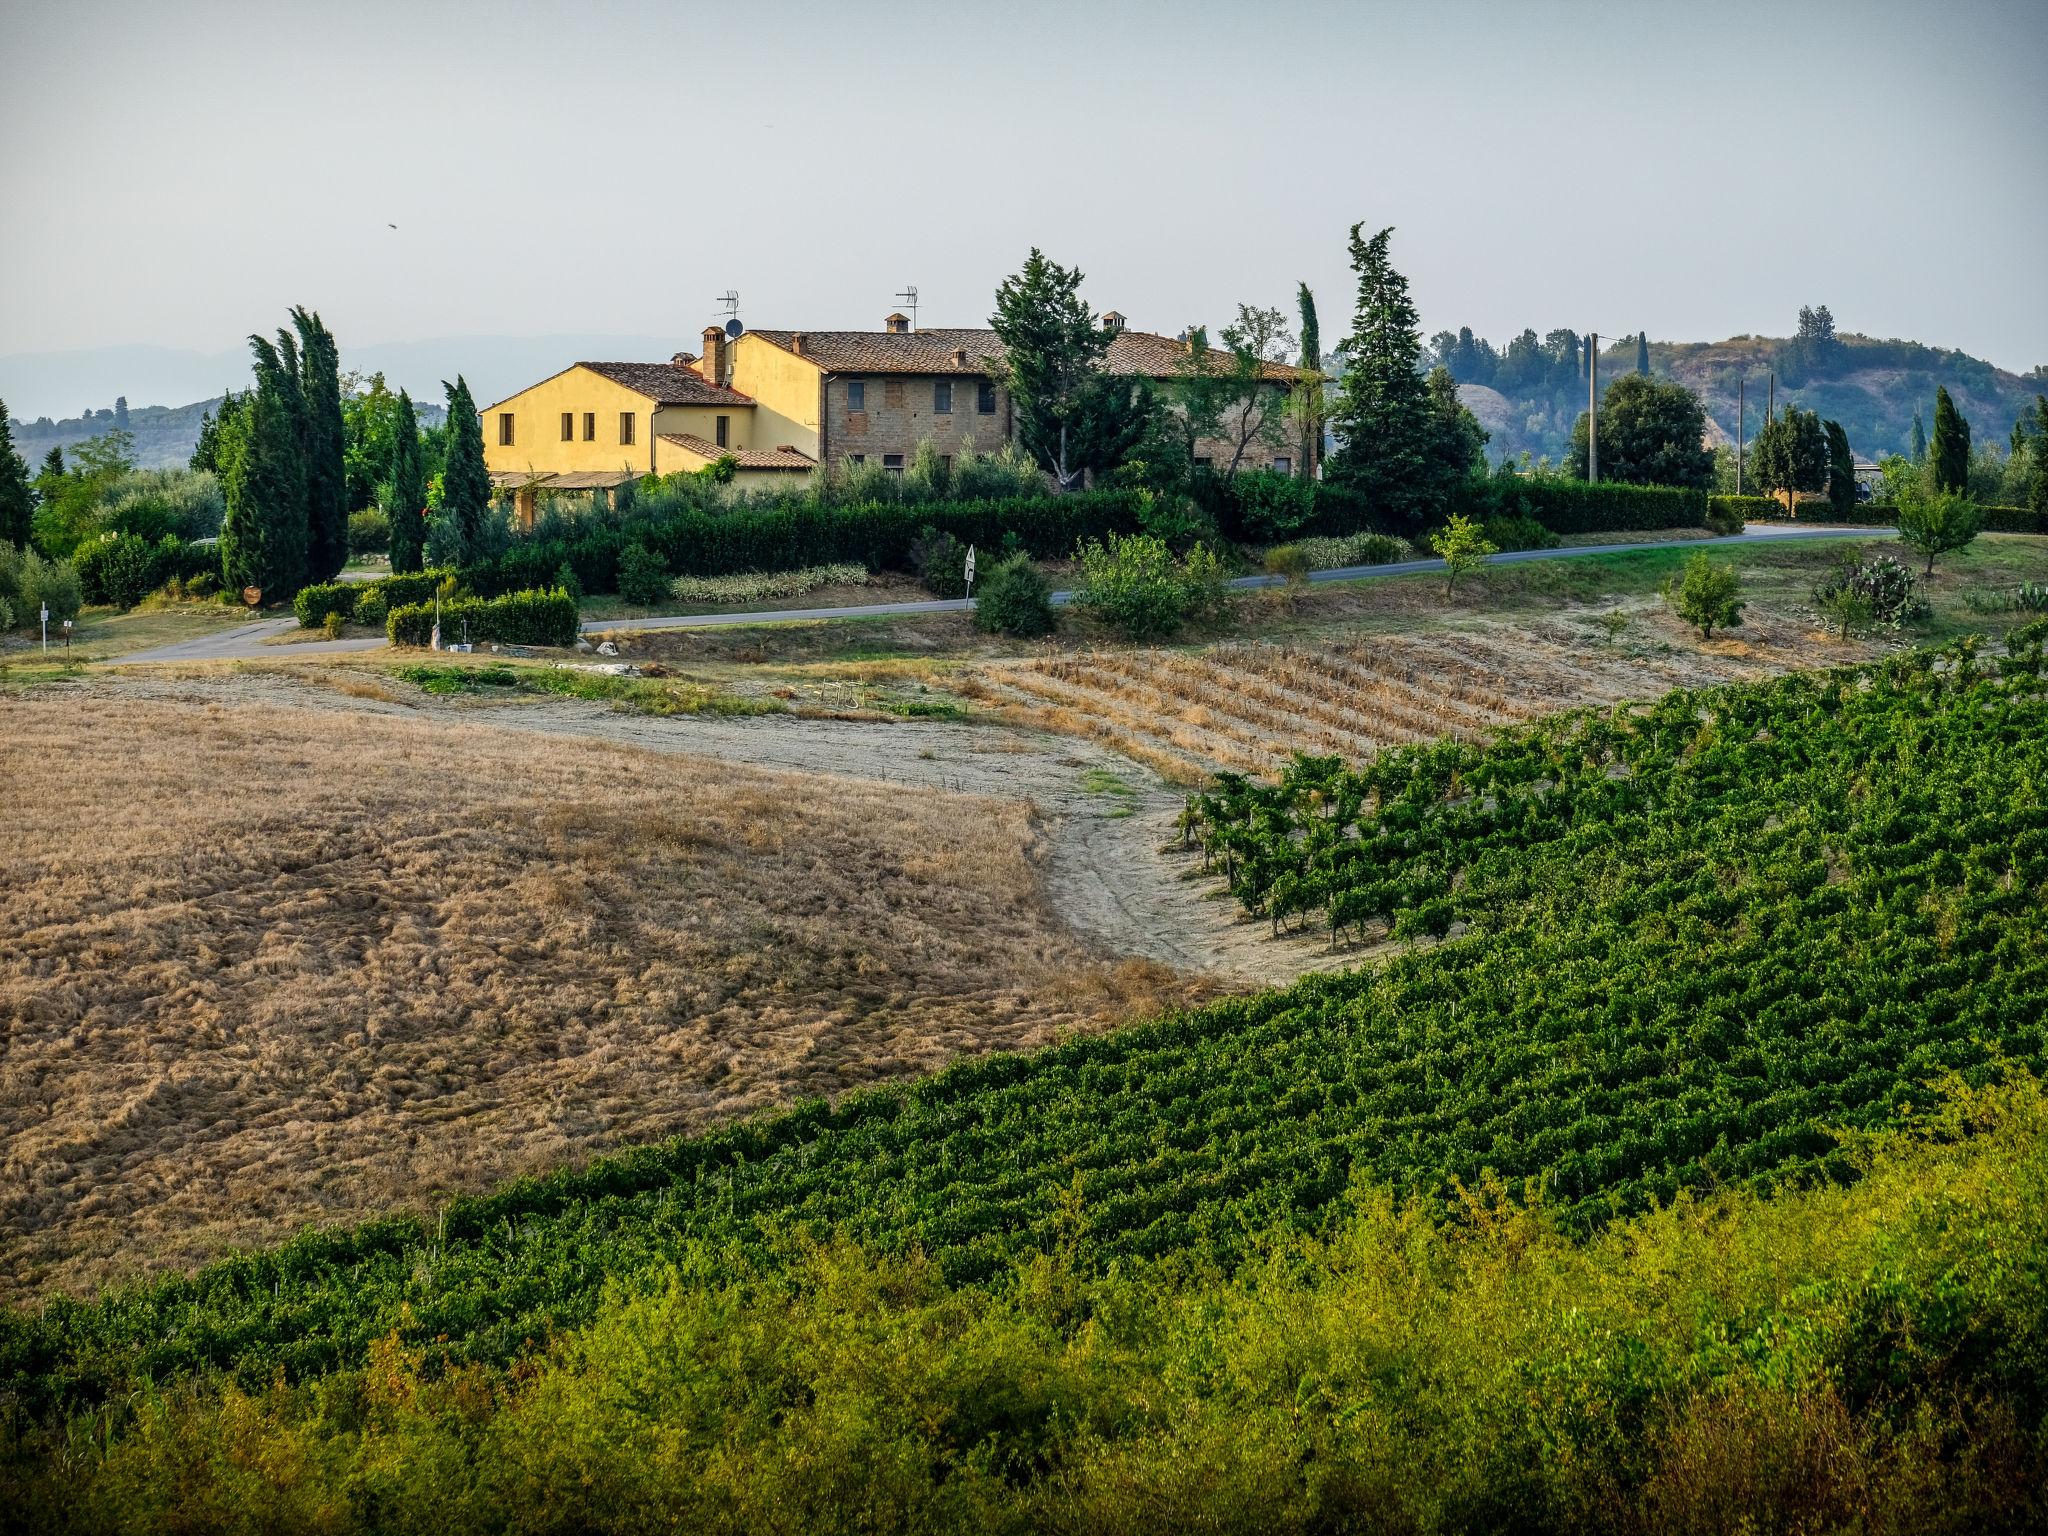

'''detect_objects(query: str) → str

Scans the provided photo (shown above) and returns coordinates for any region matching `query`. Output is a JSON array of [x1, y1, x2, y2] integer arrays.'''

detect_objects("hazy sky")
[[5, 0, 2045, 388]]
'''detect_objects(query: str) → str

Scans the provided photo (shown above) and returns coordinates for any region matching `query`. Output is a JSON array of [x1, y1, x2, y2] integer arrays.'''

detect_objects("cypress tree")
[[0, 401, 34, 547], [1929, 386, 1971, 494], [292, 308, 349, 581], [1824, 419, 1856, 514], [1295, 280, 1323, 473], [1327, 224, 1438, 530], [2032, 395, 2048, 517], [440, 375, 491, 565], [1636, 331, 1650, 375], [388, 389, 428, 573], [1910, 413, 1927, 464], [113, 396, 130, 431], [220, 338, 308, 599]]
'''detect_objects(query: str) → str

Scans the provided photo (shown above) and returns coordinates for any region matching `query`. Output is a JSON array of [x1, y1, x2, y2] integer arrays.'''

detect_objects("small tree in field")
[[1428, 513, 1497, 597], [1668, 550, 1744, 637], [1895, 487, 1980, 576], [1816, 583, 1875, 640]]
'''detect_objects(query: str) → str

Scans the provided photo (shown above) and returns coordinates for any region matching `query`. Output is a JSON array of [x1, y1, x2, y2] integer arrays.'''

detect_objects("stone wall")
[[826, 374, 1014, 468]]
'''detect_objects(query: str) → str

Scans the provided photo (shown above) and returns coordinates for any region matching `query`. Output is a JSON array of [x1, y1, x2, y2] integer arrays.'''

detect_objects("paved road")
[[111, 524, 1895, 664]]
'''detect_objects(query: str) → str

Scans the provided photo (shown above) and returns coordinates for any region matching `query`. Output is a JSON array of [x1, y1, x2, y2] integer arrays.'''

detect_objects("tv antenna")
[[715, 290, 741, 324], [896, 285, 919, 331]]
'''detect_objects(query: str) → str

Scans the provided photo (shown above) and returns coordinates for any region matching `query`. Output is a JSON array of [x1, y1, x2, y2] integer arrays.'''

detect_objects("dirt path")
[[66, 672, 1338, 986]]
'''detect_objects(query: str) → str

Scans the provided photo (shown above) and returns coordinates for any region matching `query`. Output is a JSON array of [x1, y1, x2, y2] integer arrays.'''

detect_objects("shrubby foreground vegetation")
[[5, 1080, 2043, 1533]]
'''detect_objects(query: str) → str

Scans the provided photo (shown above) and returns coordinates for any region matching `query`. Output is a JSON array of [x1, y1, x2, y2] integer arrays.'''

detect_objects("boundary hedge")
[[1459, 478, 1707, 535], [295, 569, 457, 628], [386, 587, 578, 648], [1726, 501, 2046, 534], [462, 493, 1149, 598]]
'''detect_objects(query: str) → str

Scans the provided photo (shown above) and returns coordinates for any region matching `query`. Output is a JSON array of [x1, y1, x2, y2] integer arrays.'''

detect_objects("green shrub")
[[1704, 495, 1766, 534], [292, 582, 358, 628], [1263, 543, 1313, 585], [72, 532, 167, 608], [0, 594, 11, 630], [386, 587, 579, 648], [1072, 531, 1219, 640], [1896, 488, 1982, 575], [1477, 514, 1557, 552], [973, 554, 1056, 637], [909, 525, 970, 598], [1428, 513, 1498, 595], [15, 547, 82, 624], [353, 587, 388, 629], [1667, 549, 1744, 636], [346, 507, 391, 557], [1232, 469, 1317, 542], [615, 543, 670, 606]]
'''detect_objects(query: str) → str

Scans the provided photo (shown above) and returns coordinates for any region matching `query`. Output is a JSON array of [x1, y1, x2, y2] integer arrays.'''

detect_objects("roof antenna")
[[895, 285, 919, 332], [715, 290, 741, 327]]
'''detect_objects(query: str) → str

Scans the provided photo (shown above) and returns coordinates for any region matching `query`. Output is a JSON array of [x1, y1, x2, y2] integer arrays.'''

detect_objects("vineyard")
[[961, 617, 1777, 783], [6, 629, 2045, 1427]]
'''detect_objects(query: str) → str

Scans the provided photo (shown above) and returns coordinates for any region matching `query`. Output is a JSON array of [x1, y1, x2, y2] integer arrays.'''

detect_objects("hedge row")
[[462, 492, 1150, 599], [294, 569, 457, 628], [1730, 501, 2047, 534], [1459, 478, 1708, 535], [386, 587, 579, 648]]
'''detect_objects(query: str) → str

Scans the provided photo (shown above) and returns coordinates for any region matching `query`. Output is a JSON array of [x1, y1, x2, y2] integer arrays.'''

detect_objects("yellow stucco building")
[[480, 312, 1310, 512]]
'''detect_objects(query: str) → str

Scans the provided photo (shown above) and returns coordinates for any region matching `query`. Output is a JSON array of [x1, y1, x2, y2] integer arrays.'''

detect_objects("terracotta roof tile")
[[744, 327, 1307, 383], [658, 434, 816, 471], [576, 361, 754, 406]]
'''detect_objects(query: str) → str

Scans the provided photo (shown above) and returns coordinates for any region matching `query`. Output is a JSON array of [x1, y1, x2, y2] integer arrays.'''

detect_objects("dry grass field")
[[0, 693, 1204, 1301], [958, 608, 1821, 783]]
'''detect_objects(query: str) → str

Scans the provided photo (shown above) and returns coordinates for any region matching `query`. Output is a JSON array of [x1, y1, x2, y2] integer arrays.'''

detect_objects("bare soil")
[[1, 688, 1237, 1299]]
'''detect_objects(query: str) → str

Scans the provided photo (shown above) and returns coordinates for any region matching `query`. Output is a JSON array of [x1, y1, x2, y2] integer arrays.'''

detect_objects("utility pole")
[[1587, 332, 1599, 482], [1736, 378, 1745, 495]]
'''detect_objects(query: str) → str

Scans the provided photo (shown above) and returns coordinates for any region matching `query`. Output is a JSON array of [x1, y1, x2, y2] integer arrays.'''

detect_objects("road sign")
[[242, 586, 262, 607], [40, 604, 49, 652], [964, 544, 976, 598]]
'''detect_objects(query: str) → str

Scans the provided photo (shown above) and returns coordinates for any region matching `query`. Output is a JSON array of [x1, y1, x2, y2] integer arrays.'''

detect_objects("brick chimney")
[[790, 331, 805, 356], [884, 312, 910, 334], [700, 325, 727, 385], [951, 346, 967, 366]]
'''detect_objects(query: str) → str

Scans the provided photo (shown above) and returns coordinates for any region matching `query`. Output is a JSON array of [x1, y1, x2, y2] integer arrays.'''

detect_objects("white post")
[[40, 604, 49, 653]]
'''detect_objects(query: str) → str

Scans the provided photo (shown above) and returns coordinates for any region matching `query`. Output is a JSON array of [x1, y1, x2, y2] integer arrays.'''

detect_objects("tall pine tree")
[[292, 308, 348, 581], [1929, 386, 1971, 494], [388, 388, 428, 573], [440, 375, 491, 565], [0, 401, 34, 548], [1636, 331, 1650, 375], [220, 337, 309, 600], [989, 249, 1116, 491], [190, 391, 245, 474], [1327, 225, 1439, 530], [1910, 413, 1927, 464]]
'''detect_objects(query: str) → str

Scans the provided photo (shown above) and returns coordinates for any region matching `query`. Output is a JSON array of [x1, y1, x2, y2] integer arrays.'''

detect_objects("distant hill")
[[9, 394, 451, 473], [1441, 328, 2048, 466]]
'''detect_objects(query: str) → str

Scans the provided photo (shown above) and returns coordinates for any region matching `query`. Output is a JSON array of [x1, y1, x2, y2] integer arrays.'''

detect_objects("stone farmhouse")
[[480, 312, 1311, 513]]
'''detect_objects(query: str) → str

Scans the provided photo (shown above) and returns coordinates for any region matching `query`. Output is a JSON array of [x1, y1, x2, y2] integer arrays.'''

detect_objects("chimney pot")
[[885, 312, 910, 334], [700, 325, 728, 386], [790, 331, 805, 356], [951, 347, 967, 366]]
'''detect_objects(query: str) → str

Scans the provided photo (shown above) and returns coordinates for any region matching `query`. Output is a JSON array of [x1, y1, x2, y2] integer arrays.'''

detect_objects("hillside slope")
[[1445, 328, 2045, 464]]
